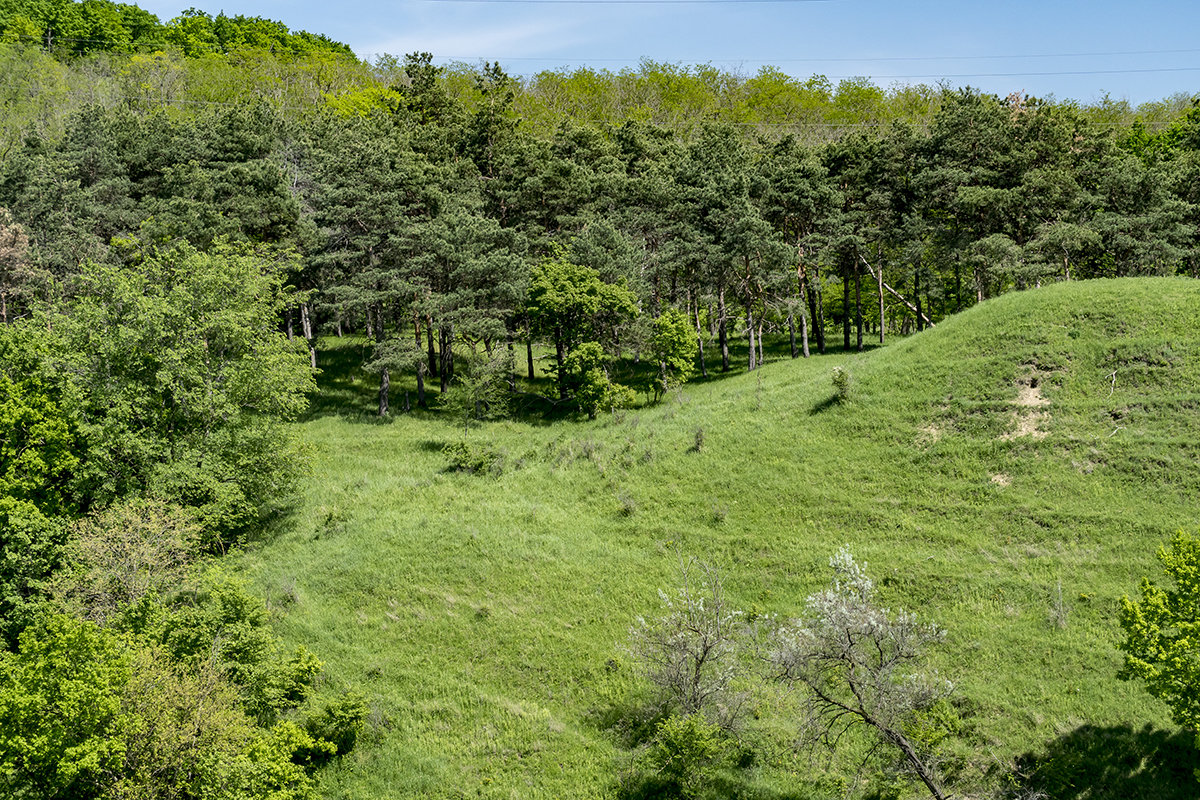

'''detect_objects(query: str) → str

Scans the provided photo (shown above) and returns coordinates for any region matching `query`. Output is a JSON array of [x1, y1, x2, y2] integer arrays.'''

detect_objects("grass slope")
[[233, 278, 1200, 799]]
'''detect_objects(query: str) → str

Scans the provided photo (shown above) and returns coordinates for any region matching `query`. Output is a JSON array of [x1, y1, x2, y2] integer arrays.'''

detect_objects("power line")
[[429, 47, 1200, 64], [421, 60, 1200, 80], [426, 0, 832, 3]]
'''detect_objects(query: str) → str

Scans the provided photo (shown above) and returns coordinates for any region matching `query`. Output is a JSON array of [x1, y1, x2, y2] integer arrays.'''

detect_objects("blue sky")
[[137, 0, 1200, 105]]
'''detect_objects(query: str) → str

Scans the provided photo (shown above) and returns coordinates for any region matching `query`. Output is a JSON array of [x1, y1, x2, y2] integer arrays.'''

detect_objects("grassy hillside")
[[232, 278, 1200, 799]]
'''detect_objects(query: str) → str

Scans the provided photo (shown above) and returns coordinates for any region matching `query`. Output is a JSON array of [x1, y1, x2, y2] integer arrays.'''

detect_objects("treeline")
[[0, 0, 353, 57], [3, 50, 1199, 418]]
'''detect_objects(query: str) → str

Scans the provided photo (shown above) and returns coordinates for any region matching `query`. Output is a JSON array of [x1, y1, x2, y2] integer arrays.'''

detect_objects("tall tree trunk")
[[439, 325, 453, 393], [757, 319, 764, 366], [878, 253, 885, 345], [843, 270, 851, 351], [810, 266, 826, 354], [855, 259, 863, 352], [915, 272, 925, 332], [376, 305, 389, 416], [718, 287, 729, 372], [797, 251, 811, 359], [427, 320, 438, 379], [555, 328, 567, 399], [300, 302, 317, 369], [507, 334, 517, 391], [746, 307, 756, 371], [527, 336, 535, 381], [953, 256, 962, 312], [693, 297, 708, 379], [415, 362, 426, 407], [788, 311, 797, 358]]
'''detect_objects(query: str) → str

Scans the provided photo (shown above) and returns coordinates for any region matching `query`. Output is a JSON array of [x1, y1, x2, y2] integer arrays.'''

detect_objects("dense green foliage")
[[1119, 533, 1200, 734], [3, 4, 1200, 797], [0, 0, 351, 58]]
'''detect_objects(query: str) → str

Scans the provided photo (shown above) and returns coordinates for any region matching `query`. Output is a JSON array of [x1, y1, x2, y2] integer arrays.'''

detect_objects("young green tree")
[[0, 614, 129, 799], [1119, 531, 1200, 745], [561, 341, 633, 419], [527, 249, 636, 399], [650, 307, 698, 401]]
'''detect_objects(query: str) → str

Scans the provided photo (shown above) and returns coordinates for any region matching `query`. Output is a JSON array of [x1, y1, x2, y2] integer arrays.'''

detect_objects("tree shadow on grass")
[[1014, 723, 1198, 800], [809, 395, 841, 415]]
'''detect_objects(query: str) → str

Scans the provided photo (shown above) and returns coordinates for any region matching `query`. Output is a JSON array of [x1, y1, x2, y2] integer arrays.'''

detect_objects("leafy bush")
[[640, 713, 730, 799], [831, 366, 853, 403], [1119, 531, 1200, 745], [0, 614, 129, 799], [0, 372, 80, 516], [565, 341, 634, 419], [443, 440, 501, 475], [302, 691, 369, 757], [651, 308, 699, 401], [142, 575, 323, 725], [23, 244, 316, 541], [630, 560, 748, 728], [56, 499, 201, 625]]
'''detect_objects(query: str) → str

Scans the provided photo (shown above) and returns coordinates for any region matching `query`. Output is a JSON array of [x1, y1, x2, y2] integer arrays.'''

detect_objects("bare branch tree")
[[630, 558, 748, 729], [770, 548, 953, 800]]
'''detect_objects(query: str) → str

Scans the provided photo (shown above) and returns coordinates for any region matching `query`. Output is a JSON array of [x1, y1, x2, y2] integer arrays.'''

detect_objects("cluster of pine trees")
[[2, 38, 1199, 417], [1, 2, 1199, 794]]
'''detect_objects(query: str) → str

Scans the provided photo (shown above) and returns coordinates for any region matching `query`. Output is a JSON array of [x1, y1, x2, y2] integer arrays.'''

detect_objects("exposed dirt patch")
[[1014, 375, 1050, 408], [990, 473, 1012, 486], [1002, 373, 1050, 440], [917, 423, 943, 446]]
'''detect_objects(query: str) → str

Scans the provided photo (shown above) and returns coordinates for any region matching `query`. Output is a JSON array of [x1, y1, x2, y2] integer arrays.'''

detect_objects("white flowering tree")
[[770, 548, 953, 800]]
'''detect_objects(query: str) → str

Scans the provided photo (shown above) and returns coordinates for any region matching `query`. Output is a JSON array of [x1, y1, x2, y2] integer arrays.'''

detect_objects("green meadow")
[[232, 278, 1200, 799]]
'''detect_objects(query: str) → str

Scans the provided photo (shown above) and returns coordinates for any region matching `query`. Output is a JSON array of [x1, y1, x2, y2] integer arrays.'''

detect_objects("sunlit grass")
[[233, 278, 1200, 799]]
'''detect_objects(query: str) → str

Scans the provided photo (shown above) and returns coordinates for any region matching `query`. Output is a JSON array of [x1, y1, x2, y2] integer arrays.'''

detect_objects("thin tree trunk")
[[855, 259, 863, 352], [527, 336, 535, 381], [439, 325, 453, 393], [915, 272, 925, 332], [788, 311, 797, 358], [693, 298, 708, 379], [427, 320, 438, 379], [718, 287, 729, 372], [507, 334, 517, 391], [376, 306, 389, 417], [797, 254, 811, 359], [813, 269, 826, 354], [878, 253, 885, 345], [843, 270, 851, 351], [859, 254, 933, 329], [555, 329, 567, 399], [300, 302, 317, 369], [746, 307, 756, 371]]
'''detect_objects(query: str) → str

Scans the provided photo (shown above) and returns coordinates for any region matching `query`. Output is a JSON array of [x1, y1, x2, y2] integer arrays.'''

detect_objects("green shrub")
[[302, 691, 369, 758], [442, 441, 500, 475], [832, 366, 853, 403], [641, 713, 730, 799]]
